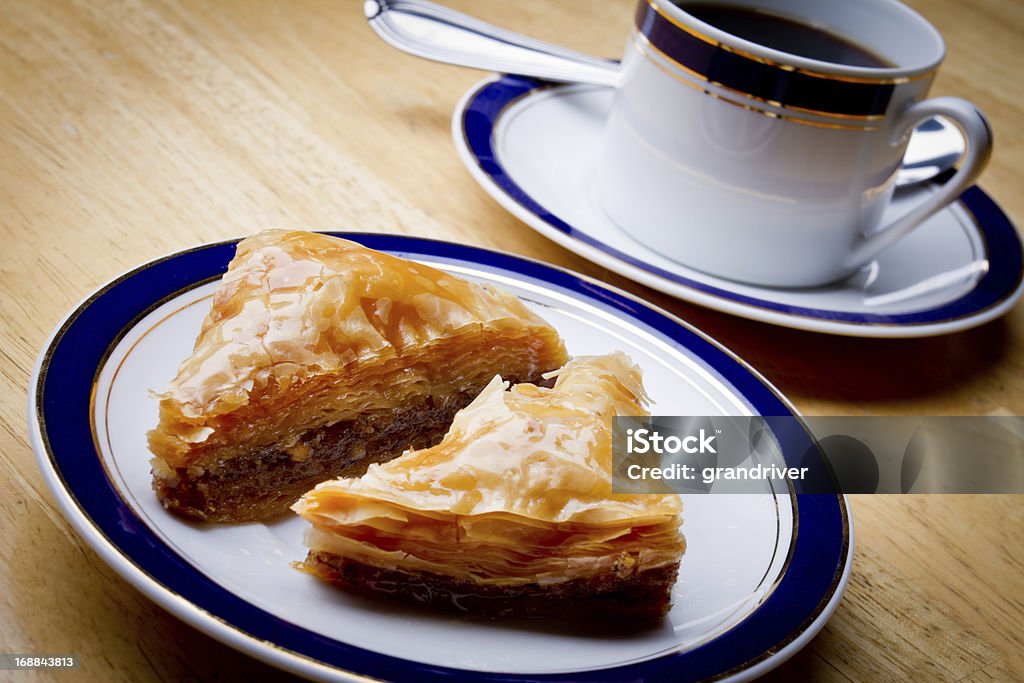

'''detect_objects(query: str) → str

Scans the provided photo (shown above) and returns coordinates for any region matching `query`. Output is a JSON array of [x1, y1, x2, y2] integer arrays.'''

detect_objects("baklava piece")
[[148, 230, 567, 522], [293, 353, 685, 619]]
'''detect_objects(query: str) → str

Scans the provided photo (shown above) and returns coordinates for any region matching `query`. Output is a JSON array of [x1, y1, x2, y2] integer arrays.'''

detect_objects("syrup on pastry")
[[148, 230, 568, 521], [294, 353, 685, 613]]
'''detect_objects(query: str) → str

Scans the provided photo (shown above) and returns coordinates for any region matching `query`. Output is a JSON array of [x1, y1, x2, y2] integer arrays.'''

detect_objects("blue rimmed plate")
[[454, 75, 1024, 337], [30, 234, 850, 682]]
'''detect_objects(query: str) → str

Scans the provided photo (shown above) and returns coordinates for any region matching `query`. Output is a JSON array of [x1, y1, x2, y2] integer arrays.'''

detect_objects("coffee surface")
[[681, 3, 894, 68]]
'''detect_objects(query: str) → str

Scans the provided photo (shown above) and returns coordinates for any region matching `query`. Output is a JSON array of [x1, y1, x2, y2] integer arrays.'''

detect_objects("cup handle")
[[844, 97, 993, 270]]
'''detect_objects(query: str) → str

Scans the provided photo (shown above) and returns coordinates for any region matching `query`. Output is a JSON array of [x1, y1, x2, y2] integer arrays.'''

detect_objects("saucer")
[[453, 76, 1024, 337]]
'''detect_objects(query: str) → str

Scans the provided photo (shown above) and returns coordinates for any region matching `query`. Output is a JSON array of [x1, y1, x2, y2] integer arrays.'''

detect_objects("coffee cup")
[[597, 0, 992, 287]]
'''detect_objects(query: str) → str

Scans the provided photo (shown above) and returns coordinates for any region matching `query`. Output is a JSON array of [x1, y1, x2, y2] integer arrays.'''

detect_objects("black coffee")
[[680, 3, 894, 68]]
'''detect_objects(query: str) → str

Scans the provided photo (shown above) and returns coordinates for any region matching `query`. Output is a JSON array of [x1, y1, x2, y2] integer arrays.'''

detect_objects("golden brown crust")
[[147, 230, 568, 522], [294, 354, 685, 609], [147, 230, 567, 470]]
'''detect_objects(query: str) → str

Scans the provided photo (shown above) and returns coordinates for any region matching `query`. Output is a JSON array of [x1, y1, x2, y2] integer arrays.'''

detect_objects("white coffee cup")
[[597, 0, 992, 287]]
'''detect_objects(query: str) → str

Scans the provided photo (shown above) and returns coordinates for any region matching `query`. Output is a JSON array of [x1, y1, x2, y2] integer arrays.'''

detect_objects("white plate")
[[454, 76, 1024, 337], [31, 235, 851, 681]]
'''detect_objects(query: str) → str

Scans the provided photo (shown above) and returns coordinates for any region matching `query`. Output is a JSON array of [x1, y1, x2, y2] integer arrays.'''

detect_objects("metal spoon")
[[364, 0, 964, 187], [363, 0, 619, 87]]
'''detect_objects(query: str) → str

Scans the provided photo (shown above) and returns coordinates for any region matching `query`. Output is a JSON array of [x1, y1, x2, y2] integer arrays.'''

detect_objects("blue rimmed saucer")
[[31, 234, 850, 682], [454, 75, 1024, 337]]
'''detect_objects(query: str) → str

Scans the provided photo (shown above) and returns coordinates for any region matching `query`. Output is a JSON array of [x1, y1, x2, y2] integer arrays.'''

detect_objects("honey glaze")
[[295, 354, 685, 586], [148, 230, 567, 469]]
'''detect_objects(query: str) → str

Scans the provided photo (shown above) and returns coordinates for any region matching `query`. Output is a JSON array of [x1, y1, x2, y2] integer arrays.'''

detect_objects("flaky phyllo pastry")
[[147, 230, 568, 522], [293, 353, 685, 619]]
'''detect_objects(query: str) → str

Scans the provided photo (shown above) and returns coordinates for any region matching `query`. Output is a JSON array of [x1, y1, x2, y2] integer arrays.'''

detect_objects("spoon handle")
[[364, 0, 621, 87]]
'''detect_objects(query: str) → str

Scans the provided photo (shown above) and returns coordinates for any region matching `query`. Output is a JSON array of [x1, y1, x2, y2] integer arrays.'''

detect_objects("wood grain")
[[1, 0, 1021, 680]]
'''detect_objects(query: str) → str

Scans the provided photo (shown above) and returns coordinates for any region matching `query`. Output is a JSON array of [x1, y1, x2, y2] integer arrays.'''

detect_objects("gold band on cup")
[[635, 1, 933, 120]]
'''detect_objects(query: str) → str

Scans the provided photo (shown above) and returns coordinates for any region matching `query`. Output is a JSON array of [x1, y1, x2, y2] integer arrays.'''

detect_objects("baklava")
[[148, 230, 567, 522], [293, 353, 685, 619]]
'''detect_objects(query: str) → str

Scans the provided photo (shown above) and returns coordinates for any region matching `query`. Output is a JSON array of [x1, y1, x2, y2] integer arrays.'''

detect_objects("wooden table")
[[2, 0, 1022, 680]]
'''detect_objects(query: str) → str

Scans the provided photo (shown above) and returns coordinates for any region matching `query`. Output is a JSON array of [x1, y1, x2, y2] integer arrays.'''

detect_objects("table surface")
[[2, 0, 1022, 680]]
